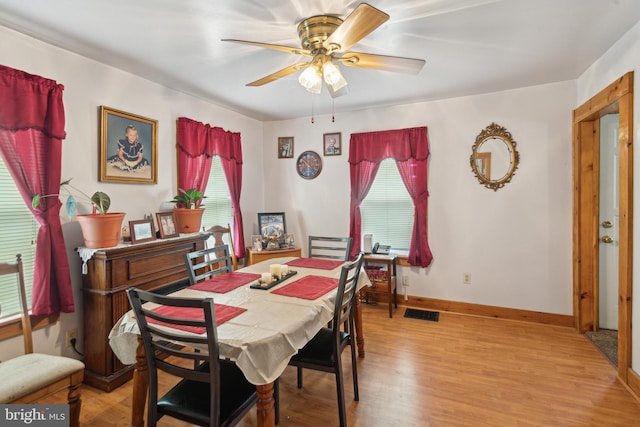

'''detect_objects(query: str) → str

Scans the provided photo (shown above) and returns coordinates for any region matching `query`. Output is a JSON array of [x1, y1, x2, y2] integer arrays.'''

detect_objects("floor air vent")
[[404, 308, 439, 322]]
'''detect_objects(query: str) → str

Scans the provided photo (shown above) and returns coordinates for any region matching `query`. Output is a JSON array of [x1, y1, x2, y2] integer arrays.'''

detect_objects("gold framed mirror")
[[470, 122, 519, 191]]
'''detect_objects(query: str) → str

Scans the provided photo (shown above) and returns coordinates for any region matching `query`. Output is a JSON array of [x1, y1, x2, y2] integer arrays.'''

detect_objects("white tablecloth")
[[109, 256, 370, 385]]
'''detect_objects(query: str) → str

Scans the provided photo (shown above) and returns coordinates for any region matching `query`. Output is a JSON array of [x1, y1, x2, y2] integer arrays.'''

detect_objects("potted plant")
[[171, 187, 206, 233], [32, 179, 126, 248]]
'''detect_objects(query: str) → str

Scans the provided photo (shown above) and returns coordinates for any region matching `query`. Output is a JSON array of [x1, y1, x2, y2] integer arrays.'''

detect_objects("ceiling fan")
[[222, 3, 425, 97]]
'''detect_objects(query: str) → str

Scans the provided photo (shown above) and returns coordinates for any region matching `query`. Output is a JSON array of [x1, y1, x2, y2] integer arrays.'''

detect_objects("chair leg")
[[67, 380, 82, 427], [335, 361, 347, 427], [350, 338, 359, 401], [297, 366, 303, 388], [274, 379, 280, 425]]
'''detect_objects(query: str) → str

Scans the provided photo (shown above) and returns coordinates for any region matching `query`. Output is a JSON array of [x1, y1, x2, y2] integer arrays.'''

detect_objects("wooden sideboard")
[[245, 246, 302, 266], [81, 233, 209, 391]]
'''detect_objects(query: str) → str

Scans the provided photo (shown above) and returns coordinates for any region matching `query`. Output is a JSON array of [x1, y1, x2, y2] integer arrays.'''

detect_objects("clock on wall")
[[296, 150, 323, 180]]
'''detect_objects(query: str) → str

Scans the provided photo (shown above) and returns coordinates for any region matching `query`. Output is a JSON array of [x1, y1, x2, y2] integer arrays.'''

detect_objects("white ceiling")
[[0, 0, 639, 121]]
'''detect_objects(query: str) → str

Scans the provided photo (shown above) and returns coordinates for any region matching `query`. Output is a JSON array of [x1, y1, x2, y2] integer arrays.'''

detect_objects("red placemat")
[[148, 304, 247, 334], [189, 271, 261, 294], [271, 275, 339, 300], [285, 257, 344, 270]]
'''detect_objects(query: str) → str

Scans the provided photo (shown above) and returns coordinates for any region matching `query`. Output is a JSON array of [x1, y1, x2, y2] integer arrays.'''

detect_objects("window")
[[360, 158, 414, 250], [0, 157, 38, 318], [201, 156, 234, 234]]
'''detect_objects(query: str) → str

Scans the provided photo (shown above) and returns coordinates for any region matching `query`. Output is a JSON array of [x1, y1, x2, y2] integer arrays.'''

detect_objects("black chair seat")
[[290, 329, 350, 368], [158, 361, 257, 426]]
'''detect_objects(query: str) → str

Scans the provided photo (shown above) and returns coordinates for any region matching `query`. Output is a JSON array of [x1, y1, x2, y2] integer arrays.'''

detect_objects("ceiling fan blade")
[[337, 52, 425, 74], [246, 62, 309, 87], [222, 39, 312, 56], [323, 3, 389, 53]]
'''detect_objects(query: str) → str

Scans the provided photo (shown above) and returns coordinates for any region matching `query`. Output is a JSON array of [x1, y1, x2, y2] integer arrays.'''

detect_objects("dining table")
[[109, 256, 370, 427]]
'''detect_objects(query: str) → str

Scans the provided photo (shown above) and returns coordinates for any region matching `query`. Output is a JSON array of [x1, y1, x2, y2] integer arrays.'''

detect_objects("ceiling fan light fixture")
[[299, 65, 322, 94], [322, 59, 347, 91]]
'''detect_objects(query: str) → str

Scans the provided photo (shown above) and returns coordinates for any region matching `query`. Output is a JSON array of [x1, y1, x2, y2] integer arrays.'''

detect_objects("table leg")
[[256, 382, 276, 427], [131, 336, 148, 427], [354, 293, 365, 357]]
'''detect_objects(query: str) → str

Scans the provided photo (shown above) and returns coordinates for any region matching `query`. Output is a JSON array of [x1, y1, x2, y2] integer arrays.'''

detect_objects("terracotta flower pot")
[[76, 213, 126, 248], [173, 208, 204, 234]]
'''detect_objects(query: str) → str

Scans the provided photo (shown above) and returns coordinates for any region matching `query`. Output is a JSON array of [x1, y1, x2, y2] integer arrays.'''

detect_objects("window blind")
[[0, 158, 38, 318], [360, 158, 414, 250], [201, 156, 234, 236]]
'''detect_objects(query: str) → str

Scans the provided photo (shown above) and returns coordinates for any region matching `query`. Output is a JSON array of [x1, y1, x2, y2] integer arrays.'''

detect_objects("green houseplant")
[[32, 179, 125, 248], [171, 187, 206, 233]]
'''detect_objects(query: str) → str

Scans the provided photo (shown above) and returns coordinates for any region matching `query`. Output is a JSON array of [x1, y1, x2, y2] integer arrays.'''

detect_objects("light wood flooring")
[[44, 304, 640, 426]]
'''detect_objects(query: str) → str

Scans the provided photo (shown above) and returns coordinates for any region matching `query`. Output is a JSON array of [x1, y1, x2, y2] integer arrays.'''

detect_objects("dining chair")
[[126, 287, 258, 427], [308, 236, 353, 261], [0, 254, 85, 427], [206, 224, 238, 270], [287, 252, 364, 427], [184, 244, 233, 284]]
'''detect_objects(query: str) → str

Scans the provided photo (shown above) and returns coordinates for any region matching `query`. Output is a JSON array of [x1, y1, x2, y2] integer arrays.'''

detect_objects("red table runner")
[[285, 257, 344, 270], [189, 272, 261, 294], [148, 304, 247, 334], [271, 275, 339, 300]]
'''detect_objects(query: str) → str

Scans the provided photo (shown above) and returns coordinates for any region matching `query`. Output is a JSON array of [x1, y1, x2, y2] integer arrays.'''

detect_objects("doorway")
[[572, 72, 633, 382]]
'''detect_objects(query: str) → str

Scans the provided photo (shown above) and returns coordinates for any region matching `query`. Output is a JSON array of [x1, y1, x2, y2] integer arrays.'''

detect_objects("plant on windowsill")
[[170, 187, 206, 233], [32, 178, 126, 248]]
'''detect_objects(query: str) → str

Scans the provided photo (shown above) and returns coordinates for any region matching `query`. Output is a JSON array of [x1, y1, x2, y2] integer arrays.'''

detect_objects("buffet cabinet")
[[81, 233, 209, 391]]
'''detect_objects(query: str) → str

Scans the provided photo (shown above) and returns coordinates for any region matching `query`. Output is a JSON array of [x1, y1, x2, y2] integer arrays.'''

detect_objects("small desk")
[[109, 256, 369, 427], [246, 246, 301, 265], [363, 254, 397, 318]]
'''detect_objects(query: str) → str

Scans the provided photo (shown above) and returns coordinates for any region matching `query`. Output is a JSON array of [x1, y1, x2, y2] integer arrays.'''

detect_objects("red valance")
[[177, 117, 242, 162], [0, 64, 66, 139], [349, 127, 428, 163]]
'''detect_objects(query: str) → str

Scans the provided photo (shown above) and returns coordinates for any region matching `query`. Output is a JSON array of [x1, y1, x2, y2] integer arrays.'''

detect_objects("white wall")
[[577, 20, 640, 372], [263, 79, 575, 314], [0, 25, 264, 360]]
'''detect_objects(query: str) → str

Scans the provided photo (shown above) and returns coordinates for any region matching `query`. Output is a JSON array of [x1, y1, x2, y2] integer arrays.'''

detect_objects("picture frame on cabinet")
[[258, 212, 286, 239], [129, 219, 156, 244], [155, 212, 179, 239], [100, 105, 158, 184]]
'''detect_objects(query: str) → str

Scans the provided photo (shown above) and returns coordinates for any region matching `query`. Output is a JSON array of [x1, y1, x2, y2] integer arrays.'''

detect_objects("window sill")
[[0, 313, 60, 341]]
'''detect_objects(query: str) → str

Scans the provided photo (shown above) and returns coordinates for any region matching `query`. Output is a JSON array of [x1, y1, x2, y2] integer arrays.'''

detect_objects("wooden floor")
[[45, 304, 640, 426]]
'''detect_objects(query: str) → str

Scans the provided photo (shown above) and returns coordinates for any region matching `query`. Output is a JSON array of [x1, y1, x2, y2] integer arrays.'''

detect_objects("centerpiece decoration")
[[250, 263, 297, 290]]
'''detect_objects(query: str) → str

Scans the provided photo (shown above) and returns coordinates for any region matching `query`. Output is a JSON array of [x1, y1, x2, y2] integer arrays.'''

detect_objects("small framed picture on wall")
[[278, 137, 294, 158], [323, 132, 341, 156]]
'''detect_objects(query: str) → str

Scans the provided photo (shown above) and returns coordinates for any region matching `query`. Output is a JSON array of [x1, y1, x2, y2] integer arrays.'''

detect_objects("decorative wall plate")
[[296, 150, 323, 179]]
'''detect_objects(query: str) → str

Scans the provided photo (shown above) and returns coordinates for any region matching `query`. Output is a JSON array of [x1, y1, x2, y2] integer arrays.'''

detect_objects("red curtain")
[[0, 64, 74, 315], [348, 126, 432, 267], [176, 117, 245, 259]]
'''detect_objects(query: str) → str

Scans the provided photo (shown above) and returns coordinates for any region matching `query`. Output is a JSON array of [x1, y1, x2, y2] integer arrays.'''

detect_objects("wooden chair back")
[[207, 224, 238, 270], [0, 254, 32, 354]]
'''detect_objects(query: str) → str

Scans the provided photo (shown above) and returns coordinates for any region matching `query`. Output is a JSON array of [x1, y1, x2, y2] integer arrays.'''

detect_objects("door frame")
[[572, 72, 633, 382]]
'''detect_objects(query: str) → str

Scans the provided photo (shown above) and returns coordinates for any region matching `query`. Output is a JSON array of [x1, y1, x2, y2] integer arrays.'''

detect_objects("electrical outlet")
[[402, 275, 409, 287], [463, 273, 471, 284], [65, 328, 78, 348]]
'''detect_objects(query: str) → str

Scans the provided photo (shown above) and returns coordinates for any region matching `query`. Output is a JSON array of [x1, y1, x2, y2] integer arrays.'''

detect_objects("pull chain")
[[311, 96, 315, 124], [332, 99, 335, 123]]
